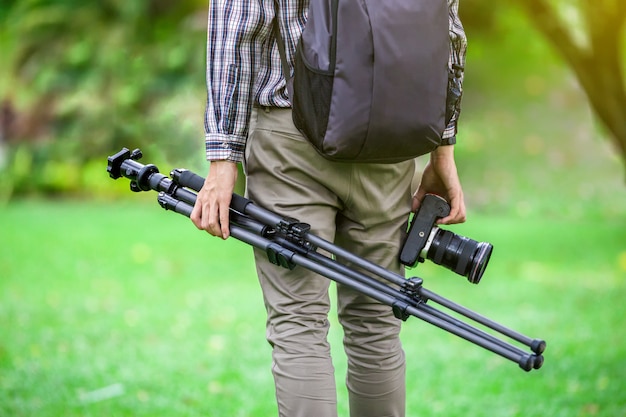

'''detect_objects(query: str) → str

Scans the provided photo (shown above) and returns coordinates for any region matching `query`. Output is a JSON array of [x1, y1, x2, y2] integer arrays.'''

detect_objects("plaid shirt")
[[205, 0, 467, 162]]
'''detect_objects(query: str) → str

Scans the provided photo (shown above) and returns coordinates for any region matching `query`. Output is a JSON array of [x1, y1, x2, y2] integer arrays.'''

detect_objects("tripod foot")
[[519, 353, 544, 372], [531, 339, 546, 355]]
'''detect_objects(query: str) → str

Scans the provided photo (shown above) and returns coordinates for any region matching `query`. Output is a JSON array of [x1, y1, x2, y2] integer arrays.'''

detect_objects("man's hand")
[[190, 161, 238, 239], [412, 145, 466, 225]]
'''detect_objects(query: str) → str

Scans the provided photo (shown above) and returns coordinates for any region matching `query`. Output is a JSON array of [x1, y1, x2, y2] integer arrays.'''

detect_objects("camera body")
[[400, 194, 493, 284]]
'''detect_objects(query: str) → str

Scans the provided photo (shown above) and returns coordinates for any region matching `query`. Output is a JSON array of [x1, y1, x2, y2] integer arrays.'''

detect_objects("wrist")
[[440, 135, 457, 146], [209, 159, 238, 165], [208, 160, 239, 180], [432, 144, 455, 159]]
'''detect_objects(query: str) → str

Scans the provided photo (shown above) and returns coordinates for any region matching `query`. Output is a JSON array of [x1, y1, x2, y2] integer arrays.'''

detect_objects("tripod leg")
[[107, 148, 546, 372], [420, 288, 546, 354]]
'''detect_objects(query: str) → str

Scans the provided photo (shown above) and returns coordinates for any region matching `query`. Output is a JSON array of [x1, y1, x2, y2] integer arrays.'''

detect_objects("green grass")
[[2, 12, 626, 416], [1, 199, 624, 417], [0, 200, 271, 417]]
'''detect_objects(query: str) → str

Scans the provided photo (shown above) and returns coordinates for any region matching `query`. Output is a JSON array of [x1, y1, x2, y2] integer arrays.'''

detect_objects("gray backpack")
[[274, 0, 450, 163]]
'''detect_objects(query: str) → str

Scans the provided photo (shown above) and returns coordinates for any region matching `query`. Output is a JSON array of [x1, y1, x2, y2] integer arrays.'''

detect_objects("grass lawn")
[[0, 198, 624, 417]]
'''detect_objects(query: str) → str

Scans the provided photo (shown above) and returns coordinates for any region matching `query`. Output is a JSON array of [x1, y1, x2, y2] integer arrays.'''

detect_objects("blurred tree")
[[511, 0, 626, 167], [458, 0, 498, 34]]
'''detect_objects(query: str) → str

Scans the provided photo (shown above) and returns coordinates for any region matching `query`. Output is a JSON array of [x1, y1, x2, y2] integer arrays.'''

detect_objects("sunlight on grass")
[[1, 200, 624, 417]]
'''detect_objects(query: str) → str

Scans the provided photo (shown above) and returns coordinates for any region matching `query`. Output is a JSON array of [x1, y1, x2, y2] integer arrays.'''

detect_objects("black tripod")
[[107, 148, 546, 371]]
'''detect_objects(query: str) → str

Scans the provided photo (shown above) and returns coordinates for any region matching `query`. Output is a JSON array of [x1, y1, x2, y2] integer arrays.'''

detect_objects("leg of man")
[[334, 162, 415, 417], [245, 107, 414, 417], [245, 107, 344, 417]]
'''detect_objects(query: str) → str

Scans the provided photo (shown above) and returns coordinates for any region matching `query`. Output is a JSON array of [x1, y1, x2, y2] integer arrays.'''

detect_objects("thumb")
[[411, 188, 426, 212]]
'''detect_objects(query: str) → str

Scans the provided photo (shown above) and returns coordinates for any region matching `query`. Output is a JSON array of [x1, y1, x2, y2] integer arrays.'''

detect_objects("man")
[[191, 1, 467, 416]]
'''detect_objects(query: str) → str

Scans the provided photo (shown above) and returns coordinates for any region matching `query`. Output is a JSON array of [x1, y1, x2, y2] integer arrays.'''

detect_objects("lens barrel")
[[425, 229, 493, 284]]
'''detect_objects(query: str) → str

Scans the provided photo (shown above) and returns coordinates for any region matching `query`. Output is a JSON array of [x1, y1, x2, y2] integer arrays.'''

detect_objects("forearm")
[[204, 0, 269, 162], [415, 144, 465, 224], [430, 144, 458, 173]]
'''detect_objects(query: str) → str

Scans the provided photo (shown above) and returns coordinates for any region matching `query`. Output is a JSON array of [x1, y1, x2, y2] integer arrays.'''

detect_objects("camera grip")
[[400, 194, 450, 267]]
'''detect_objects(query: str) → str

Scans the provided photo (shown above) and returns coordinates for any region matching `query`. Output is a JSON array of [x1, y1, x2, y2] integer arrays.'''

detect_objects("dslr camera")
[[401, 194, 493, 284]]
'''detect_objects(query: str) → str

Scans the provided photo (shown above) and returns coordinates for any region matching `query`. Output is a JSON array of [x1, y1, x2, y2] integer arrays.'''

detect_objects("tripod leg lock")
[[401, 277, 425, 298], [266, 243, 297, 270], [392, 278, 427, 321], [392, 301, 411, 321], [276, 218, 316, 253]]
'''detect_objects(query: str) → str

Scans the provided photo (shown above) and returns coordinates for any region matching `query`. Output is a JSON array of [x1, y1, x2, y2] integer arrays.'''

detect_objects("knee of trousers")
[[266, 313, 334, 357], [254, 248, 334, 357], [340, 307, 405, 371]]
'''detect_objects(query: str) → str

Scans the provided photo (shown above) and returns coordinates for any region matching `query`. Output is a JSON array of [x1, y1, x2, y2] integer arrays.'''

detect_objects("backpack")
[[274, 0, 450, 163]]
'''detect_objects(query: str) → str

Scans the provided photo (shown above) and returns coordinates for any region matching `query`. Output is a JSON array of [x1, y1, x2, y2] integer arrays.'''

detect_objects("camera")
[[400, 194, 493, 284]]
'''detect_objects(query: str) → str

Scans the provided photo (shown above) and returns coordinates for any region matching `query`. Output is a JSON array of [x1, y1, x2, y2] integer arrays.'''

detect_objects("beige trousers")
[[245, 107, 415, 417]]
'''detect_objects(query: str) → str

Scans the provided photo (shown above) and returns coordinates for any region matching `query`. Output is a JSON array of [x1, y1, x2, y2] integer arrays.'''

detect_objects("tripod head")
[[107, 148, 164, 193]]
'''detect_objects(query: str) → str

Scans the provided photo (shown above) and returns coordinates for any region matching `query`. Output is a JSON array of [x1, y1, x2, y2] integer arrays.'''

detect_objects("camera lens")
[[426, 229, 493, 284]]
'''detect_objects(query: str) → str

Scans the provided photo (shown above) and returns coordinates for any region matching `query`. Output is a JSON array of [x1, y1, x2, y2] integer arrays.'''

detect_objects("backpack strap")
[[272, 0, 294, 103]]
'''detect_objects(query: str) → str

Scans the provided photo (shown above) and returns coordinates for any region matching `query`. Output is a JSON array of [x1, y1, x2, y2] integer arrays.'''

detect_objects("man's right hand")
[[412, 145, 466, 225], [190, 160, 238, 239]]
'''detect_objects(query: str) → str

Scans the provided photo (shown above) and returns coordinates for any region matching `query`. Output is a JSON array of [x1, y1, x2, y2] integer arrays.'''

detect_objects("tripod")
[[107, 148, 546, 371]]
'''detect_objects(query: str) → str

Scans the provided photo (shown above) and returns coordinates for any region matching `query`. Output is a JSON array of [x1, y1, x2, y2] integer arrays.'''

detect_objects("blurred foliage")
[[0, 0, 208, 197], [0, 0, 624, 200]]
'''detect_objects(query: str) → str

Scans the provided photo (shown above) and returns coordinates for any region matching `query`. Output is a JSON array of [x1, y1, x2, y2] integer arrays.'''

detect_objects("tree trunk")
[[514, 0, 626, 164]]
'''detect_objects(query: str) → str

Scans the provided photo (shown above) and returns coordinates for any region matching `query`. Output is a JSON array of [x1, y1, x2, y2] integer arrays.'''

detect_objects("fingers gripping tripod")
[[107, 148, 546, 371]]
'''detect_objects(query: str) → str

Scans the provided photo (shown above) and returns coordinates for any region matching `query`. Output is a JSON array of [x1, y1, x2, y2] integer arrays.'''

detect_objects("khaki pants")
[[245, 107, 415, 417]]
